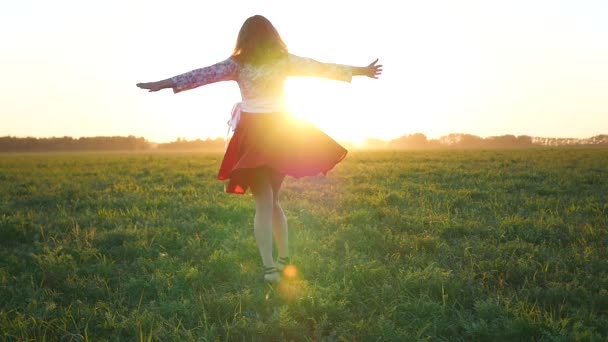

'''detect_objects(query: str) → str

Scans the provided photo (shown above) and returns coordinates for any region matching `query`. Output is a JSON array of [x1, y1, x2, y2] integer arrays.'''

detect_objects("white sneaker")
[[264, 266, 280, 283]]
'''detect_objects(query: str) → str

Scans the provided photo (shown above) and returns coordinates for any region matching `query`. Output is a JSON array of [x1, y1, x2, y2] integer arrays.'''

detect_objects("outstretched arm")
[[352, 59, 383, 79], [136, 58, 238, 93], [136, 79, 174, 92], [288, 54, 383, 82]]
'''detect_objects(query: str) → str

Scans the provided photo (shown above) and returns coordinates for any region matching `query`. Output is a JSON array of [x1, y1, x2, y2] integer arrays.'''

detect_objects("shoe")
[[275, 256, 290, 272], [264, 266, 280, 283]]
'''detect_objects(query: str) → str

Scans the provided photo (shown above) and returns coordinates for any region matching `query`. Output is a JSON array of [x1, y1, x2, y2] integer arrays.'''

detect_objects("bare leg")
[[250, 168, 275, 270], [270, 172, 288, 260]]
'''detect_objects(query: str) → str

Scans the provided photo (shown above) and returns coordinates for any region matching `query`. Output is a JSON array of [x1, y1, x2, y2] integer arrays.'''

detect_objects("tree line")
[[360, 133, 608, 149], [0, 134, 606, 152], [0, 136, 225, 152]]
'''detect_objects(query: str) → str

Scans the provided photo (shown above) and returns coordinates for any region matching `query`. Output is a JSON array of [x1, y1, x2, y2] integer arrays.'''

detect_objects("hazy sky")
[[1, 0, 607, 143]]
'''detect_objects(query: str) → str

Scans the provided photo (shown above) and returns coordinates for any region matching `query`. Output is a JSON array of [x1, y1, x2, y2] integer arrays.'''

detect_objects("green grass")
[[1, 149, 607, 341]]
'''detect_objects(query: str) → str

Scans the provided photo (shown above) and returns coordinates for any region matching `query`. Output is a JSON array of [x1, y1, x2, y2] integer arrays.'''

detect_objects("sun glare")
[[285, 78, 366, 143]]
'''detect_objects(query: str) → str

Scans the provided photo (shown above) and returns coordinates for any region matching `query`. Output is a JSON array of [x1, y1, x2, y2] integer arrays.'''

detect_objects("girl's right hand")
[[136, 81, 163, 92], [364, 59, 383, 79], [136, 79, 173, 92]]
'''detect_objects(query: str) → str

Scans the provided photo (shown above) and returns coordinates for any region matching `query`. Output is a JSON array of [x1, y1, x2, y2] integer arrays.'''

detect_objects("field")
[[1, 149, 607, 341]]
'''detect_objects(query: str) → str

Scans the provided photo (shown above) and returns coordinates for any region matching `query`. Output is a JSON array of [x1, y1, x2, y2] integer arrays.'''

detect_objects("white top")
[[171, 54, 353, 113]]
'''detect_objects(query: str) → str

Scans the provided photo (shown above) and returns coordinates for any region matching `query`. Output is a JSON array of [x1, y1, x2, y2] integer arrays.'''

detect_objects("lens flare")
[[283, 265, 298, 279]]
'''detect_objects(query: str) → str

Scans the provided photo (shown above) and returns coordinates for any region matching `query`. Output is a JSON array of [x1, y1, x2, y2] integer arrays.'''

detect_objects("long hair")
[[231, 15, 288, 65]]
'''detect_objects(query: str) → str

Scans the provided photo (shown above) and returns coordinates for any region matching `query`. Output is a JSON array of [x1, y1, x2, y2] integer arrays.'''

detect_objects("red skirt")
[[217, 112, 347, 194]]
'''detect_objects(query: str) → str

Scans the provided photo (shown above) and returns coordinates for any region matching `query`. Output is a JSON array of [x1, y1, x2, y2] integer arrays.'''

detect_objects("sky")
[[1, 0, 607, 143]]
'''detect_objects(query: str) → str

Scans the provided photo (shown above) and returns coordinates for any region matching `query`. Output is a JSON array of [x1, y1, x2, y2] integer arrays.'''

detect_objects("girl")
[[136, 15, 382, 283]]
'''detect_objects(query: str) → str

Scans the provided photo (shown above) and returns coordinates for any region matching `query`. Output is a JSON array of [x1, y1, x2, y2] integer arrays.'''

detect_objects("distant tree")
[[157, 137, 226, 151], [588, 135, 608, 145], [438, 133, 460, 146], [486, 135, 520, 148], [516, 135, 533, 146], [459, 134, 484, 148], [438, 133, 483, 148], [389, 133, 428, 149]]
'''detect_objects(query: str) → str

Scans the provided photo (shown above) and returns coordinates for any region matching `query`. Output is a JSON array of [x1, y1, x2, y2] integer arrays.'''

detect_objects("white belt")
[[225, 102, 242, 149], [228, 102, 242, 134]]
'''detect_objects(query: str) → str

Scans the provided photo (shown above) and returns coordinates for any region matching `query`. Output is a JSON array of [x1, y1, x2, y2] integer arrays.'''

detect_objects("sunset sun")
[[284, 77, 371, 144]]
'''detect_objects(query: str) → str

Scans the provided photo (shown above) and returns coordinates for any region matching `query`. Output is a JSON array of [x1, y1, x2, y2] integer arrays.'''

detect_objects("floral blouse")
[[171, 54, 353, 113]]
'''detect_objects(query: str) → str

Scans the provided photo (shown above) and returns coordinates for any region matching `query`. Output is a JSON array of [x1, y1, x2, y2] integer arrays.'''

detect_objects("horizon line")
[[2, 132, 607, 144]]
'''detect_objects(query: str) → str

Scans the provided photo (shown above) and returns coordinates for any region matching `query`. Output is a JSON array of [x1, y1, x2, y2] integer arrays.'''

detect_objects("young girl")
[[137, 15, 382, 283]]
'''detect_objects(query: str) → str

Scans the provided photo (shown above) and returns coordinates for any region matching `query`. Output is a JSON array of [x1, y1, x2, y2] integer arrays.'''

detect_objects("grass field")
[[1, 149, 607, 341]]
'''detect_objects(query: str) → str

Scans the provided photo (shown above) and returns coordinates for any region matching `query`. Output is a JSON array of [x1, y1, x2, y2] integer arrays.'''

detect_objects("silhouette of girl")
[[137, 15, 382, 283]]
